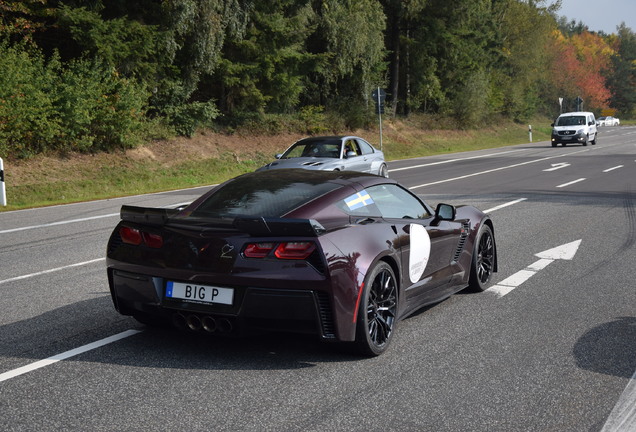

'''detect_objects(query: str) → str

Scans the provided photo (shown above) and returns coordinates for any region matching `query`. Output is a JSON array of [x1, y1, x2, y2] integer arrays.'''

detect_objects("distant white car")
[[596, 116, 607, 127], [605, 116, 620, 126]]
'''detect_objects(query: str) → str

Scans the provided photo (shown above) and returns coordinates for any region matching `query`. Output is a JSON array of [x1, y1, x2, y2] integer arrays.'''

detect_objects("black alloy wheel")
[[354, 262, 398, 356], [469, 225, 495, 291]]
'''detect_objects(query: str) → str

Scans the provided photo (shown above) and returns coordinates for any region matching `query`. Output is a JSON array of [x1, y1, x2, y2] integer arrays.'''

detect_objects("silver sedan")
[[256, 135, 388, 177]]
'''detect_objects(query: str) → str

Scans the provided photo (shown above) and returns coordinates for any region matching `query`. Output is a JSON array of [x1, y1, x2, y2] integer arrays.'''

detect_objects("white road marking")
[[409, 149, 591, 190], [0, 258, 105, 285], [0, 202, 191, 234], [557, 178, 586, 188], [0, 330, 142, 383], [600, 369, 636, 432], [603, 165, 623, 172], [0, 214, 119, 234], [487, 240, 581, 298], [390, 149, 526, 172], [544, 162, 571, 172], [483, 198, 527, 213]]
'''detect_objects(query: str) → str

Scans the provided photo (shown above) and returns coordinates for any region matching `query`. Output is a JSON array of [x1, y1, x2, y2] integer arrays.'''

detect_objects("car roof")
[[558, 111, 594, 117]]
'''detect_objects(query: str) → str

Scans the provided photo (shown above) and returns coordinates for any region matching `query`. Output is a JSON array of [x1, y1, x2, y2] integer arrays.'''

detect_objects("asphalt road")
[[1, 127, 635, 431]]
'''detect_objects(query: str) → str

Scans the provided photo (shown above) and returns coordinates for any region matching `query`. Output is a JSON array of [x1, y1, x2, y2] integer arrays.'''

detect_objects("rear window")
[[189, 176, 340, 219]]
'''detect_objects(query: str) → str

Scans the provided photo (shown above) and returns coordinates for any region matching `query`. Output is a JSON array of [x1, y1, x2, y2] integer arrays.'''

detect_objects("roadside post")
[[0, 157, 6, 206], [528, 125, 533, 142], [372, 87, 386, 151]]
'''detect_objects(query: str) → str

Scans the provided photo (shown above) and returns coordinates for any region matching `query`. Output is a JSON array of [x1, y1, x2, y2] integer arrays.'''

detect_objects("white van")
[[550, 112, 597, 147]]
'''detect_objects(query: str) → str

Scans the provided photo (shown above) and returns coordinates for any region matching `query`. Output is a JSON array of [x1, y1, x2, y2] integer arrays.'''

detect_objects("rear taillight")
[[243, 241, 316, 260], [119, 226, 163, 248], [142, 232, 164, 248], [244, 242, 276, 258], [120, 226, 142, 245], [274, 242, 316, 259]]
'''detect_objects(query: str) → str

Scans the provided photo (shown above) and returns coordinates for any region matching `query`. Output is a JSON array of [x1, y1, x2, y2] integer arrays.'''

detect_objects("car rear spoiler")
[[234, 217, 326, 237], [120, 205, 178, 226]]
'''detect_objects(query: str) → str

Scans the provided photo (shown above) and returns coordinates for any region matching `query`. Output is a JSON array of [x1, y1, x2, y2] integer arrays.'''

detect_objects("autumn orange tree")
[[545, 29, 613, 113]]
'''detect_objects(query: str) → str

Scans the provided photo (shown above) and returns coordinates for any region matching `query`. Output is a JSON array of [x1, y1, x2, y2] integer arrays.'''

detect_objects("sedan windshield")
[[282, 139, 341, 159]]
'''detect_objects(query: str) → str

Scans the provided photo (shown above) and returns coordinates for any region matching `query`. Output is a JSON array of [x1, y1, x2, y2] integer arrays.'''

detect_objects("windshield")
[[556, 116, 586, 126], [281, 139, 341, 159]]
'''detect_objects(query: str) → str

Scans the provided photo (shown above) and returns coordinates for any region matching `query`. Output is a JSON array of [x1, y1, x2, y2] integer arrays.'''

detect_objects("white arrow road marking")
[[544, 162, 571, 171], [487, 240, 582, 298]]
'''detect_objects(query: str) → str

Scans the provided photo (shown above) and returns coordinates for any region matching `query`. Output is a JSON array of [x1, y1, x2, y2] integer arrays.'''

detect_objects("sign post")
[[0, 157, 6, 206], [372, 87, 386, 151], [575, 96, 583, 111]]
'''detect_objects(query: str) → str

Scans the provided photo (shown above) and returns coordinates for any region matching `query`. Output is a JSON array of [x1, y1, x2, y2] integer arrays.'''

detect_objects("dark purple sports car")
[[106, 169, 497, 356]]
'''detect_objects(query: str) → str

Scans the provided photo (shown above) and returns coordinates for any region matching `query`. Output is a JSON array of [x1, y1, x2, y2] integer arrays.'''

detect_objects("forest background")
[[1, 0, 635, 159]]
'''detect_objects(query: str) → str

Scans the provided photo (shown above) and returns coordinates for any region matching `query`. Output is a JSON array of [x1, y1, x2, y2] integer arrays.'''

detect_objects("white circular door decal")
[[409, 224, 431, 283]]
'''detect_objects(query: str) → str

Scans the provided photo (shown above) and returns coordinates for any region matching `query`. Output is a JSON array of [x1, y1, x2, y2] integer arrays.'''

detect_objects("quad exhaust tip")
[[173, 313, 233, 334]]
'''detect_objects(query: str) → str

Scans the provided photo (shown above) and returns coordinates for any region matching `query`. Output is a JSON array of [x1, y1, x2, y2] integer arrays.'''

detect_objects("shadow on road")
[[573, 317, 636, 378]]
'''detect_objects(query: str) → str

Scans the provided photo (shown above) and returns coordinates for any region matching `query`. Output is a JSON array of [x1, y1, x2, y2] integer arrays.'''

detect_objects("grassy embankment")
[[1, 117, 554, 212]]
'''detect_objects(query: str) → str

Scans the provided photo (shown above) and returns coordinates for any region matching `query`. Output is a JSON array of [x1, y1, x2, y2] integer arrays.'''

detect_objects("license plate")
[[562, 136, 572, 140], [165, 281, 233, 305]]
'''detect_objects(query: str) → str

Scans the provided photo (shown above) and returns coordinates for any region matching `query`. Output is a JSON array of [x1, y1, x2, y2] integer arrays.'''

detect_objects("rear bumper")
[[108, 268, 338, 340]]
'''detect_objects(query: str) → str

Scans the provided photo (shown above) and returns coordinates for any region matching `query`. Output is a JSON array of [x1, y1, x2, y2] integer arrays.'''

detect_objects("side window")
[[344, 140, 359, 156], [357, 139, 374, 155], [335, 189, 381, 217], [367, 184, 431, 219]]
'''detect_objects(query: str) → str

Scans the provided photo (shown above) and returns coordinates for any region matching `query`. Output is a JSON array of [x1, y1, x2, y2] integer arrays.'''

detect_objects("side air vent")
[[453, 221, 471, 262], [315, 291, 336, 339]]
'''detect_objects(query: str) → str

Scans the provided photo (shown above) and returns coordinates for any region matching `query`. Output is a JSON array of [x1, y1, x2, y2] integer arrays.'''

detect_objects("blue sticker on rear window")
[[345, 190, 374, 210]]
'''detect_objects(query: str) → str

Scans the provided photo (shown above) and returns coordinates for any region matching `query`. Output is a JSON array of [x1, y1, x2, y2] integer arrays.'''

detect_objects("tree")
[[606, 24, 636, 115], [308, 0, 386, 112]]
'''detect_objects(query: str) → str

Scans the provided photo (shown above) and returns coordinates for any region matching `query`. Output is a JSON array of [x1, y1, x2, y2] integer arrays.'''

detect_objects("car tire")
[[591, 134, 597, 145], [378, 164, 389, 178], [353, 261, 398, 356], [583, 135, 588, 146], [468, 225, 495, 292]]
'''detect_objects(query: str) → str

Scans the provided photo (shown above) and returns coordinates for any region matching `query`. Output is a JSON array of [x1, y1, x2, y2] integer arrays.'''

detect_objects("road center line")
[[0, 330, 142, 383], [409, 149, 591, 190], [557, 178, 586, 188], [603, 165, 623, 172], [483, 198, 527, 213], [0, 258, 105, 285], [0, 213, 119, 234], [1, 202, 190, 235], [390, 149, 526, 172]]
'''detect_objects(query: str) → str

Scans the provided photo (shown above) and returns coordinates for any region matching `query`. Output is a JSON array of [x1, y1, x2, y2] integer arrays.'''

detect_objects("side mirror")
[[550, 123, 555, 127], [432, 203, 455, 226], [275, 153, 283, 159], [346, 151, 356, 158]]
